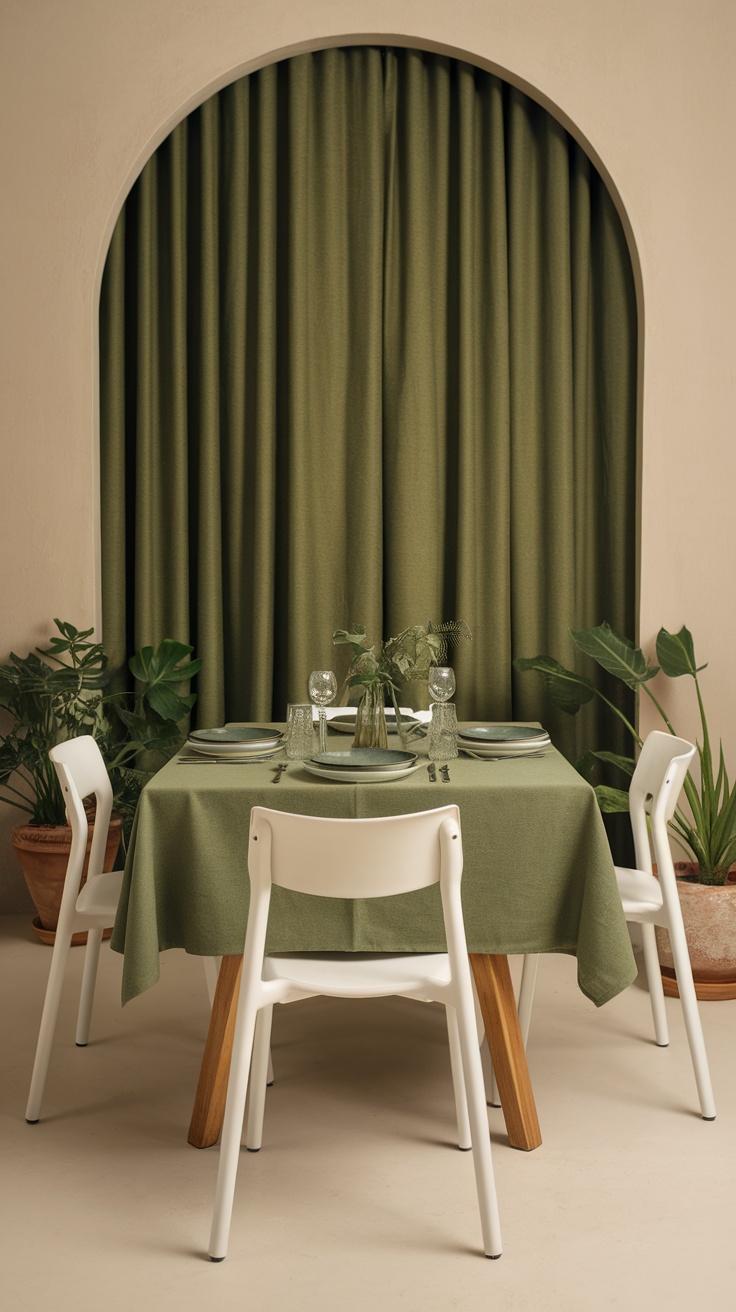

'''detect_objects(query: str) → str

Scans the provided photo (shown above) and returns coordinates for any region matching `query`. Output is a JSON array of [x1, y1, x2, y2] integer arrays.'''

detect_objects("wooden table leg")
[[187, 954, 242, 1148], [188, 950, 542, 1152], [470, 953, 542, 1152]]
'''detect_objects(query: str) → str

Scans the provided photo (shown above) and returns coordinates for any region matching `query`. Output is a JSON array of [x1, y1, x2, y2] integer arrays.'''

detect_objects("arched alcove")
[[96, 35, 637, 766]]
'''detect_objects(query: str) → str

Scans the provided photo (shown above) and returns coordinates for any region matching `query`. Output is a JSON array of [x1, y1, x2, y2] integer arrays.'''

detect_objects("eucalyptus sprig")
[[516, 622, 736, 885]]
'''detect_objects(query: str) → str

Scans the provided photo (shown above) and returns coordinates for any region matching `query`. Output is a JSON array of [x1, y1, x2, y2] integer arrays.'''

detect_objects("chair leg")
[[640, 923, 669, 1046], [209, 992, 262, 1261], [668, 921, 716, 1119], [245, 1005, 273, 1151], [26, 931, 75, 1123], [202, 956, 221, 1008], [455, 987, 503, 1258], [445, 1006, 471, 1149], [75, 927, 104, 1046], [517, 954, 539, 1050]]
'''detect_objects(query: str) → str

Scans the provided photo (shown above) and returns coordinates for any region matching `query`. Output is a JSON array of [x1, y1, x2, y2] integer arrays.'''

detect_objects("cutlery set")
[[426, 763, 451, 783], [177, 750, 285, 766], [459, 748, 549, 762]]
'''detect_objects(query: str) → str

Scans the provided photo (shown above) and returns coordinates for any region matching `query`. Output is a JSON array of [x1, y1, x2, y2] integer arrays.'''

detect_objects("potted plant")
[[515, 623, 736, 998], [332, 622, 471, 748], [0, 620, 201, 942]]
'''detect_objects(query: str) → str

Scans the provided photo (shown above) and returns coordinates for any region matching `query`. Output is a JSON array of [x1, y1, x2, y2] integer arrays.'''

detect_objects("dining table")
[[110, 723, 637, 1154]]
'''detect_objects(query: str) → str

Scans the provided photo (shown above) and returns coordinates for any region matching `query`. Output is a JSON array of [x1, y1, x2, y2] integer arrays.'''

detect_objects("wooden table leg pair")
[[187, 951, 542, 1152]]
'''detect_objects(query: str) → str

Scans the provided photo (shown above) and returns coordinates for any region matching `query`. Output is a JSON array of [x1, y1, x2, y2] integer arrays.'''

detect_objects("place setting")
[[300, 746, 421, 783], [326, 707, 424, 737], [177, 726, 285, 764], [458, 724, 551, 760]]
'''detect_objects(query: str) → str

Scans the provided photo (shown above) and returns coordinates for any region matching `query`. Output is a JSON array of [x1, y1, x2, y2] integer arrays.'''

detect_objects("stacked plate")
[[328, 709, 421, 735], [302, 747, 420, 783], [187, 727, 284, 759], [458, 725, 551, 758]]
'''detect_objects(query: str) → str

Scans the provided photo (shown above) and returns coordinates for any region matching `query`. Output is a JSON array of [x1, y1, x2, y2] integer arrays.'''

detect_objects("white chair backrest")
[[628, 731, 695, 880], [49, 736, 113, 888], [249, 804, 461, 900], [245, 805, 468, 1003]]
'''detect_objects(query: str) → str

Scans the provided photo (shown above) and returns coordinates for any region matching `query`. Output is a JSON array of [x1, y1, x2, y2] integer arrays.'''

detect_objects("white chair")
[[25, 735, 220, 1123], [516, 731, 715, 1120], [208, 804, 502, 1262]]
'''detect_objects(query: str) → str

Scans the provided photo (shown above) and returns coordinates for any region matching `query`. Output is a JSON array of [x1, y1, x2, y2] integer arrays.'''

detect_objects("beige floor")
[[1, 914, 735, 1312]]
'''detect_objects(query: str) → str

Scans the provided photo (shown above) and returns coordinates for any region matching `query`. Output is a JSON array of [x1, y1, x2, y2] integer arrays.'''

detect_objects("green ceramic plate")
[[458, 725, 548, 743], [311, 748, 417, 771], [190, 727, 282, 745]]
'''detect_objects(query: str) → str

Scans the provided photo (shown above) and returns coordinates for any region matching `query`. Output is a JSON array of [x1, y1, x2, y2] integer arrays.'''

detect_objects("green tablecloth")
[[111, 734, 636, 1007]]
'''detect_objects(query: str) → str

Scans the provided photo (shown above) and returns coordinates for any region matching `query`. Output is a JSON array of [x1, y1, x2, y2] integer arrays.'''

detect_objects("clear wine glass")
[[428, 666, 456, 704], [308, 669, 337, 754]]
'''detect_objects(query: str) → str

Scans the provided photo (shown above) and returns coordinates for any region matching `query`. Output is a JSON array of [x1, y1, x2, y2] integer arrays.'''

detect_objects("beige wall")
[[1, 0, 734, 907]]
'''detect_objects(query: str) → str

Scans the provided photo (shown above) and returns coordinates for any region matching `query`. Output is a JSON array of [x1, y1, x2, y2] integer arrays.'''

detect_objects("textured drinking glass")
[[428, 666, 456, 703], [308, 669, 337, 753], [428, 702, 459, 760], [285, 703, 315, 760]]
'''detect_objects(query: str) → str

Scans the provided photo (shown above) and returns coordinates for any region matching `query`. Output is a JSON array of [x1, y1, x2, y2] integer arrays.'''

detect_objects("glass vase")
[[353, 684, 388, 749]]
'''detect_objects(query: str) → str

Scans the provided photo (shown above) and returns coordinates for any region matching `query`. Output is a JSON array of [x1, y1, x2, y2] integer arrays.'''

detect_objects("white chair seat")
[[263, 951, 452, 999], [75, 868, 124, 919], [614, 865, 664, 920]]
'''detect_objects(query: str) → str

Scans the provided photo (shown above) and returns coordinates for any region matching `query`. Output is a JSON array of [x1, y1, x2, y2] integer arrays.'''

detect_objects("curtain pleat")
[[100, 47, 636, 761]]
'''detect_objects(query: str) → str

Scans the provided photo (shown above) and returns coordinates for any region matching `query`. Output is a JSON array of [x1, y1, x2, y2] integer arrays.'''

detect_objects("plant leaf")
[[655, 626, 707, 678], [570, 623, 659, 688], [594, 785, 631, 813], [514, 655, 596, 714]]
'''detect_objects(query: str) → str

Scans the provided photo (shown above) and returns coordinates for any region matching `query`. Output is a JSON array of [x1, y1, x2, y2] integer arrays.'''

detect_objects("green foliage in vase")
[[0, 620, 201, 843], [515, 622, 736, 886], [333, 621, 471, 718]]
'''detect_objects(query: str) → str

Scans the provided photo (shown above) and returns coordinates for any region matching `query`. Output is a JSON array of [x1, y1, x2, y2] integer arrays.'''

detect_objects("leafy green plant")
[[515, 623, 736, 885], [333, 621, 471, 717], [0, 620, 201, 840]]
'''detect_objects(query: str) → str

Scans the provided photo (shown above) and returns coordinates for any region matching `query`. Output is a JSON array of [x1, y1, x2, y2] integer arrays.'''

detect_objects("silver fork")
[[460, 748, 549, 761]]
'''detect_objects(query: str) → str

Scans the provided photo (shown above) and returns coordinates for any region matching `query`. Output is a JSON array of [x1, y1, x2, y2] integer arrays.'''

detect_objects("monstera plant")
[[0, 619, 202, 941], [0, 619, 201, 840], [516, 623, 736, 886]]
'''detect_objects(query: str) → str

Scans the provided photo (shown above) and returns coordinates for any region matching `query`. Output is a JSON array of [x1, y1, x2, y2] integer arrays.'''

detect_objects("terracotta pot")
[[12, 814, 122, 946], [655, 862, 736, 1001]]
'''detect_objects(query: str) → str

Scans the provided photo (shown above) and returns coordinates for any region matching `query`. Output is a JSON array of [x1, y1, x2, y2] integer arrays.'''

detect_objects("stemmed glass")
[[308, 669, 337, 754], [428, 666, 456, 704], [428, 666, 458, 761]]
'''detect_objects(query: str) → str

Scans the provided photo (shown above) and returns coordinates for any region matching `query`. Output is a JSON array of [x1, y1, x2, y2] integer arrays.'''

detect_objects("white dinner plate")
[[328, 711, 421, 734], [462, 736, 550, 753], [458, 725, 549, 744], [187, 740, 284, 759], [188, 728, 283, 756], [301, 760, 423, 783]]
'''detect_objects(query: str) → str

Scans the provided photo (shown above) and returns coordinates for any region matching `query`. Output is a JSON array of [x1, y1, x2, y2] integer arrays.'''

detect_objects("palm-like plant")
[[516, 623, 736, 886]]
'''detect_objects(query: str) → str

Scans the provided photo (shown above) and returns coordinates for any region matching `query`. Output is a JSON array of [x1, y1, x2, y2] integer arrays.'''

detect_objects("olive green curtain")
[[100, 47, 636, 760]]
